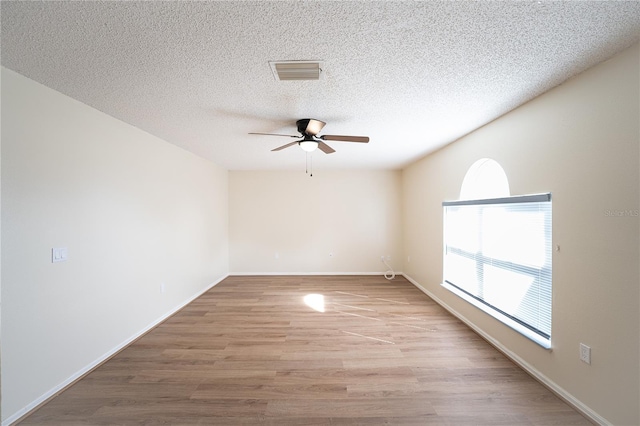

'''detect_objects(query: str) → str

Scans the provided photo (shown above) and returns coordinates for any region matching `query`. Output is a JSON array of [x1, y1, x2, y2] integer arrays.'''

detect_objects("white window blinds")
[[443, 193, 552, 342]]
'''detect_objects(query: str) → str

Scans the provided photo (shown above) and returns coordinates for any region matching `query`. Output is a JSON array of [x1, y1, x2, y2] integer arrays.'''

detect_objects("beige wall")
[[229, 170, 403, 274], [1, 68, 229, 423], [402, 44, 639, 425]]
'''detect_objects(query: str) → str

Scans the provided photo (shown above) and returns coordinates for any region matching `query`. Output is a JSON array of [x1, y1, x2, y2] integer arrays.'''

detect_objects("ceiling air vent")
[[269, 61, 324, 81]]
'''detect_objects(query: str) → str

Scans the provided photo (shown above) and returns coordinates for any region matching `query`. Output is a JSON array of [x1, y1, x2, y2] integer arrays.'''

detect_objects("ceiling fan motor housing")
[[297, 119, 326, 136]]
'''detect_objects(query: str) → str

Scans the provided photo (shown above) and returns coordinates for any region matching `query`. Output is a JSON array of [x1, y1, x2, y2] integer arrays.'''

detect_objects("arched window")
[[443, 159, 552, 348], [460, 158, 510, 200]]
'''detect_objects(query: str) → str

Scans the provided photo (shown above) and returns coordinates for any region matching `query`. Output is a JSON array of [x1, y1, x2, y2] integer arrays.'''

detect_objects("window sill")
[[441, 282, 551, 349]]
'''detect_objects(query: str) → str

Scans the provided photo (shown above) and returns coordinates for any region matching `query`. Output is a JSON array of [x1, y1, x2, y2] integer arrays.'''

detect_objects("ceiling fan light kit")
[[299, 140, 318, 152]]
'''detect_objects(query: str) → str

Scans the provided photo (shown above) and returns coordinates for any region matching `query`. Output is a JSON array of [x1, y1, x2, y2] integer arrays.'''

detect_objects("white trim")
[[2, 274, 229, 426], [230, 271, 402, 276], [403, 273, 610, 426]]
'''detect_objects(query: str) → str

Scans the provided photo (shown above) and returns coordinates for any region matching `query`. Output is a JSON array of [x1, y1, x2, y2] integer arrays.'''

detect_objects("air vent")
[[269, 61, 324, 81]]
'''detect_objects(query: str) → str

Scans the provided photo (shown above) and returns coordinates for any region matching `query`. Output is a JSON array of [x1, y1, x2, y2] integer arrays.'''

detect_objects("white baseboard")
[[2, 274, 229, 426], [402, 274, 609, 426]]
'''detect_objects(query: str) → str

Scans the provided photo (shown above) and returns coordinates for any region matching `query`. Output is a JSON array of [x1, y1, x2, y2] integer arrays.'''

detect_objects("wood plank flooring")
[[19, 275, 591, 425]]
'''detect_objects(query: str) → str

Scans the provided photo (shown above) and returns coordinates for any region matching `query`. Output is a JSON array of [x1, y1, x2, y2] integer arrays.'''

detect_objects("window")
[[459, 158, 510, 200], [442, 160, 552, 348]]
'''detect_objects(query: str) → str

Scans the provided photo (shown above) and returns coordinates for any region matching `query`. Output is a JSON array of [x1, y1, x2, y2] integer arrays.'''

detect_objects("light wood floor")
[[20, 275, 590, 425]]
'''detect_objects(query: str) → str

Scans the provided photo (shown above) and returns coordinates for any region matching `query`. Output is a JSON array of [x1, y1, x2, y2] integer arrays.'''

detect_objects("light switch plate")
[[52, 247, 68, 263]]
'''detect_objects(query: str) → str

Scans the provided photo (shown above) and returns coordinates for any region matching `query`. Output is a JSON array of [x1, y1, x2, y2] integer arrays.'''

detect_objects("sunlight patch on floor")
[[303, 293, 325, 312]]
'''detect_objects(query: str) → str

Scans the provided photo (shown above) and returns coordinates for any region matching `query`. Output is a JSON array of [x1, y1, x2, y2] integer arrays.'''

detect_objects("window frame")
[[442, 193, 552, 349]]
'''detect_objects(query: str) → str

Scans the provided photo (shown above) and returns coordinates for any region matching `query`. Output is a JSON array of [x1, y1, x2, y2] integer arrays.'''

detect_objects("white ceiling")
[[2, 1, 639, 171]]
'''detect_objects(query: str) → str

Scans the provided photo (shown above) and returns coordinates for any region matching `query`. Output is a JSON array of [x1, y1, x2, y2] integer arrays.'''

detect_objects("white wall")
[[1, 68, 229, 423], [402, 44, 639, 425], [229, 170, 402, 274]]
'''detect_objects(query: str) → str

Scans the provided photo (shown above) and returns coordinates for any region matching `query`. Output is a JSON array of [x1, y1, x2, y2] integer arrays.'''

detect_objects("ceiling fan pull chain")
[[304, 152, 313, 177]]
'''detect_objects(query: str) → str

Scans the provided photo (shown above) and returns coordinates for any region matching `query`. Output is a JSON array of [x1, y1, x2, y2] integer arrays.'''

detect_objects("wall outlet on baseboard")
[[580, 343, 591, 364]]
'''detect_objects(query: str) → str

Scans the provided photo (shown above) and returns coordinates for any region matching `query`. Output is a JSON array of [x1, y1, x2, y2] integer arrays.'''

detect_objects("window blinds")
[[443, 193, 552, 340]]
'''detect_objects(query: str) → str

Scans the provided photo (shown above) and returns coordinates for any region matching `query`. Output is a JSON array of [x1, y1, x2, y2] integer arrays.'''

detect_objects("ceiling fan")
[[249, 119, 369, 154]]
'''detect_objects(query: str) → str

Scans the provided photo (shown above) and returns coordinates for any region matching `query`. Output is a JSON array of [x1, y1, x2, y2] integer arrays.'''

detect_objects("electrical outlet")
[[386, 255, 391, 261], [160, 282, 166, 294], [329, 252, 333, 258], [580, 343, 591, 364], [380, 255, 385, 262]]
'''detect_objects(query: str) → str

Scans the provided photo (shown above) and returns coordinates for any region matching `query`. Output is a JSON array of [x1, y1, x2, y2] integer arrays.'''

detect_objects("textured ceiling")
[[2, 1, 639, 170]]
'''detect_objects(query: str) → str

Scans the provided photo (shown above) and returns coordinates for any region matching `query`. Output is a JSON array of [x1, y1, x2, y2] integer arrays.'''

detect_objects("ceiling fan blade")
[[317, 141, 336, 154], [271, 141, 299, 151], [249, 132, 299, 138], [320, 135, 369, 143]]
